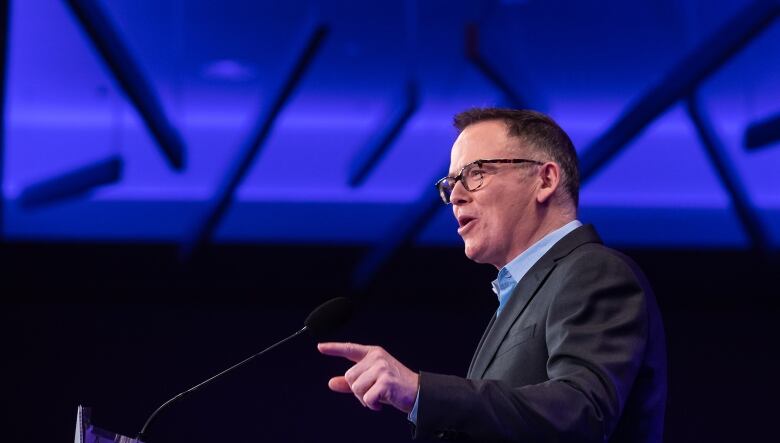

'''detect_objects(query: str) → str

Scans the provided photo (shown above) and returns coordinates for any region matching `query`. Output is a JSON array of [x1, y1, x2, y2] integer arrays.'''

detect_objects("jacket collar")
[[467, 224, 603, 379]]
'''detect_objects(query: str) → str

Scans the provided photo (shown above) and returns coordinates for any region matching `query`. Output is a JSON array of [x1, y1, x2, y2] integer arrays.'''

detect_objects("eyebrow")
[[450, 160, 476, 175]]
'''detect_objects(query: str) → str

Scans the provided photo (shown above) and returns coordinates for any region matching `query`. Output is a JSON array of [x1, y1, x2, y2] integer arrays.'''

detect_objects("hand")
[[318, 342, 419, 413]]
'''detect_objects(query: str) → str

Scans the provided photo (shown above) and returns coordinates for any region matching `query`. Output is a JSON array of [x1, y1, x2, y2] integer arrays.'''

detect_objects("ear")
[[535, 162, 561, 204]]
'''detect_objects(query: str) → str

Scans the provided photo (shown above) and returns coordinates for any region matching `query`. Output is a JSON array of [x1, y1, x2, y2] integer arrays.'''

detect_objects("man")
[[319, 108, 667, 442]]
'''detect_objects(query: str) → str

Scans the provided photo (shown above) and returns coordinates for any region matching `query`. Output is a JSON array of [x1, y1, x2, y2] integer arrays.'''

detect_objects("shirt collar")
[[491, 220, 583, 315]]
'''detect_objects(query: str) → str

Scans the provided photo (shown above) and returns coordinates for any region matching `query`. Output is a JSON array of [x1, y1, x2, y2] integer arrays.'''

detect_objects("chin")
[[463, 243, 487, 264], [464, 241, 504, 268]]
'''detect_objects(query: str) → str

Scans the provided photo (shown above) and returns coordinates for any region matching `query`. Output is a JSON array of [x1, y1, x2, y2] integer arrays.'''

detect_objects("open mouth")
[[458, 216, 476, 232]]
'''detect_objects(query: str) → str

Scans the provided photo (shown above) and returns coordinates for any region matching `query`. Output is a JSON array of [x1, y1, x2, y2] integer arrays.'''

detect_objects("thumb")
[[327, 376, 352, 394]]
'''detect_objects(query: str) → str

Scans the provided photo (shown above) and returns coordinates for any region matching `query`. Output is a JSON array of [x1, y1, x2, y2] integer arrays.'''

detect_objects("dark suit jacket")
[[414, 225, 667, 442]]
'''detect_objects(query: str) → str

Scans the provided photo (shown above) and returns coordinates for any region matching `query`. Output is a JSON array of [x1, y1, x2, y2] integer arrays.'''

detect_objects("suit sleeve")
[[414, 248, 650, 442]]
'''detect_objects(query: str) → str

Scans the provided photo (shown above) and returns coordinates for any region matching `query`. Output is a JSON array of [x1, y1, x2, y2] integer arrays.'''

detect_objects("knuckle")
[[365, 391, 380, 406], [373, 375, 388, 391], [368, 345, 384, 356]]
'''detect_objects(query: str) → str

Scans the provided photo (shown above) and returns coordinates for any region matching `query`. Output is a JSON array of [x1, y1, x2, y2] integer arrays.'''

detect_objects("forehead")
[[449, 120, 524, 171]]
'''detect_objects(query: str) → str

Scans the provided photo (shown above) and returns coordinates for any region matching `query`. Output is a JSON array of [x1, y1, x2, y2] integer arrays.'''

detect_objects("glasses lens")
[[437, 178, 453, 203], [462, 163, 483, 191]]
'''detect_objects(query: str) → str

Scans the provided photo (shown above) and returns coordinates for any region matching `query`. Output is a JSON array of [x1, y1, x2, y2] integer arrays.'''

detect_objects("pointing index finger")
[[318, 342, 371, 362]]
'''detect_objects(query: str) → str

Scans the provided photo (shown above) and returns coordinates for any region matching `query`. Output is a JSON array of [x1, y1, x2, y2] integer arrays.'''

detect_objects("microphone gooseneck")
[[137, 326, 308, 441], [136, 297, 352, 441]]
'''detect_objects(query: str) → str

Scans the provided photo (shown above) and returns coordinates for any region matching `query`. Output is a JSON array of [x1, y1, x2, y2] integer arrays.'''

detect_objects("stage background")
[[2, 0, 779, 441]]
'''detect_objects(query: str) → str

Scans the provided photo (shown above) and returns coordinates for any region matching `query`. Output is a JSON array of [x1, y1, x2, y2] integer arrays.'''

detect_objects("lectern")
[[74, 405, 143, 443]]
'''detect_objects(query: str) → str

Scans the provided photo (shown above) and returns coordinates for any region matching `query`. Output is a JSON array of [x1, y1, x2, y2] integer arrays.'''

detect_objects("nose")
[[449, 179, 470, 205]]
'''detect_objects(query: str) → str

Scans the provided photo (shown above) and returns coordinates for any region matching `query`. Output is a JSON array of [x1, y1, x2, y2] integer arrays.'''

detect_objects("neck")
[[527, 214, 575, 250], [496, 206, 576, 269]]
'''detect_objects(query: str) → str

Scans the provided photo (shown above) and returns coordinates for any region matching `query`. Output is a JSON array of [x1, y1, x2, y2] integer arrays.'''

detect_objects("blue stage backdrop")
[[3, 0, 780, 250]]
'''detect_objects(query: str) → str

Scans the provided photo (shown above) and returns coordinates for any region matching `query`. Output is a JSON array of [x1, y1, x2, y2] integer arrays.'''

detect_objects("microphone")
[[137, 297, 352, 441], [303, 296, 353, 337]]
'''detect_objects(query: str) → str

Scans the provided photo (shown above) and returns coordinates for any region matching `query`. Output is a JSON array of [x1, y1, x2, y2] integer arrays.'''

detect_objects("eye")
[[468, 168, 484, 178]]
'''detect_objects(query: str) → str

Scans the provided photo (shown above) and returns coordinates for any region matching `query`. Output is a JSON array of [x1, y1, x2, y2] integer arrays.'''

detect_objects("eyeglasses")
[[435, 158, 543, 204]]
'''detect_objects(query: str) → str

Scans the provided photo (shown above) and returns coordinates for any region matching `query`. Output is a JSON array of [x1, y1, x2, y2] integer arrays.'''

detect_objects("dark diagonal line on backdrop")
[[685, 94, 771, 256], [580, 0, 780, 182], [181, 25, 329, 259], [744, 111, 780, 150], [65, 0, 186, 170], [18, 156, 123, 209], [348, 80, 419, 187]]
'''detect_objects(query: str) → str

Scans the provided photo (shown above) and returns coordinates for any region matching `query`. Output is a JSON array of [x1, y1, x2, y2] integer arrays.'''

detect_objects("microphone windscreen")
[[304, 297, 353, 338]]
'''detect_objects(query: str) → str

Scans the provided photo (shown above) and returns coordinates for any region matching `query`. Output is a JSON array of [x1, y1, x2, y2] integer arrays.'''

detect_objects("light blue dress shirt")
[[491, 220, 583, 317], [408, 220, 583, 424]]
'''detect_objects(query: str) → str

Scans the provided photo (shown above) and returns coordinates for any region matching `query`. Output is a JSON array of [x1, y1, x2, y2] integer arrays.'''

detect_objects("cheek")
[[481, 211, 512, 243], [473, 218, 496, 245]]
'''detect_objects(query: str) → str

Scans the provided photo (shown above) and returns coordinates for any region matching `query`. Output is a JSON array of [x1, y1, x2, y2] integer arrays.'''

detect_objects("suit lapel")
[[467, 313, 496, 377], [468, 225, 603, 379], [468, 261, 557, 379]]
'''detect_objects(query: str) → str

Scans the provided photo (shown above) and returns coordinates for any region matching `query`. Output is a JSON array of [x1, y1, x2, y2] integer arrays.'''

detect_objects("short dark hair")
[[454, 108, 580, 207]]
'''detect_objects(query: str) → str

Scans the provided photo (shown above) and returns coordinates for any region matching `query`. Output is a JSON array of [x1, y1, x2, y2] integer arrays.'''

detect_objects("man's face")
[[449, 120, 540, 269]]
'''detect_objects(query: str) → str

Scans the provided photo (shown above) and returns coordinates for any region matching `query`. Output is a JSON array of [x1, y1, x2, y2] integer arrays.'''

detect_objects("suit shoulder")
[[562, 242, 643, 274], [553, 242, 653, 294]]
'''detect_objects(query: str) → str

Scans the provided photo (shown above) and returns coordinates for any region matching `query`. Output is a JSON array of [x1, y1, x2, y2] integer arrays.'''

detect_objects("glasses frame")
[[435, 158, 543, 204]]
